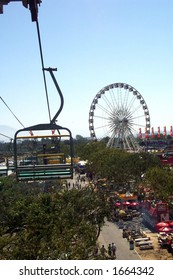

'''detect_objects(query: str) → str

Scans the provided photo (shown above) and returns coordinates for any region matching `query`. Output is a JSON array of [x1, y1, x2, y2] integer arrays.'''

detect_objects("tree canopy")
[[1, 137, 173, 259], [78, 141, 161, 188], [0, 178, 110, 260]]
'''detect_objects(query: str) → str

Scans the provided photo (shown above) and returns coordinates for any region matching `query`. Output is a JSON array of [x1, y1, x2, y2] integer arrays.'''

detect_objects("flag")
[[29, 131, 33, 136], [158, 127, 160, 138], [151, 127, 154, 138], [163, 126, 166, 138], [170, 126, 173, 137], [145, 128, 149, 139], [138, 128, 142, 139]]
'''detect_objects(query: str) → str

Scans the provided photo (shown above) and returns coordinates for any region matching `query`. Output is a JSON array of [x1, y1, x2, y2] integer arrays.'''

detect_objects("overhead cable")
[[35, 20, 51, 122], [0, 132, 13, 140], [0, 96, 25, 128]]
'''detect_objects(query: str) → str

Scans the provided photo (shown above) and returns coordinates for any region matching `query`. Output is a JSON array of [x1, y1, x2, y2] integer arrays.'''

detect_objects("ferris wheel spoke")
[[131, 114, 145, 120], [109, 89, 120, 111], [102, 94, 116, 114], [94, 114, 110, 121], [113, 87, 120, 110], [118, 88, 123, 109], [135, 123, 147, 128], [96, 125, 114, 140], [127, 121, 141, 131], [94, 123, 110, 131], [127, 116, 145, 128], [123, 88, 130, 111], [131, 121, 147, 128], [96, 103, 114, 118], [126, 95, 137, 112], [119, 88, 125, 111], [128, 126, 138, 135], [121, 88, 129, 111], [108, 122, 122, 138], [129, 104, 143, 116]]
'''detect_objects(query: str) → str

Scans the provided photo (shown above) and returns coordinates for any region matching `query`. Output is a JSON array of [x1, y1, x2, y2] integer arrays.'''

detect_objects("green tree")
[[144, 167, 173, 202], [80, 143, 161, 191], [0, 179, 110, 260]]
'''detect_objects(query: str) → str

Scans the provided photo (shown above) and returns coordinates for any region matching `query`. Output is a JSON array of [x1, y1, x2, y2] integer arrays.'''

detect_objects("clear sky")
[[0, 0, 173, 140]]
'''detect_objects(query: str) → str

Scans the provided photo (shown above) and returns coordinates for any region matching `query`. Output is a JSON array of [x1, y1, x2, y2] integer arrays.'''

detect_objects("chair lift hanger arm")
[[44, 67, 64, 125]]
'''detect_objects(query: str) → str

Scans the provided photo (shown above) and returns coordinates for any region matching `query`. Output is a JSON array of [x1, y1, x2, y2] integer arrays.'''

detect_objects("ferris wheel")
[[89, 83, 150, 151]]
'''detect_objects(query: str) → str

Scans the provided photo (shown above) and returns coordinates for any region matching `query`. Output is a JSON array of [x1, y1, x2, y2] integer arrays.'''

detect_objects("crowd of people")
[[65, 173, 88, 190]]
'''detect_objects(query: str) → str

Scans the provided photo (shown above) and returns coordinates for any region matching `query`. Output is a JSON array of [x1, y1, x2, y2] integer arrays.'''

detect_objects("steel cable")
[[36, 20, 51, 122]]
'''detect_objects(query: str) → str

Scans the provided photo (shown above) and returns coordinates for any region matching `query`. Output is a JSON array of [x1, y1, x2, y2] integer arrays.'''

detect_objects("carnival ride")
[[1, 1, 74, 181], [89, 82, 150, 152]]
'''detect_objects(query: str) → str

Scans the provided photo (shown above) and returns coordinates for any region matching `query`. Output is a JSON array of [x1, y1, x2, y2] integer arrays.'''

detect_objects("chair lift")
[[1, 2, 74, 181], [13, 68, 74, 181]]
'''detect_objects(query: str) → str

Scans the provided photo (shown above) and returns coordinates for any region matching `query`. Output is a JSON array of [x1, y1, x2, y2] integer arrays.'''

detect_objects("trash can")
[[129, 239, 134, 250]]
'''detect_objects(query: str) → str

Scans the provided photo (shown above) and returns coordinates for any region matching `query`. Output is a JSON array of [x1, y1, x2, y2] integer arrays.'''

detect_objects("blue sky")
[[0, 0, 173, 140]]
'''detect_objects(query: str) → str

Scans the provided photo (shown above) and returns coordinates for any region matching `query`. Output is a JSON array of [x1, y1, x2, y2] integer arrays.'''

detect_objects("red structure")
[[138, 128, 142, 139], [158, 126, 160, 138], [151, 127, 154, 138], [139, 126, 173, 139], [158, 154, 173, 166], [142, 200, 170, 230], [138, 125, 173, 166]]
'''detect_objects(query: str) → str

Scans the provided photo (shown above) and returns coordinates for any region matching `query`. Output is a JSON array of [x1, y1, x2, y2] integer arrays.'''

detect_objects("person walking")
[[100, 245, 106, 257], [112, 243, 117, 259], [94, 246, 99, 257], [108, 244, 112, 257]]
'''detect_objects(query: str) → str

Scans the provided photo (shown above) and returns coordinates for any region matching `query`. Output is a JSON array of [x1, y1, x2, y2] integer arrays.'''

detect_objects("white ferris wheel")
[[89, 83, 150, 152]]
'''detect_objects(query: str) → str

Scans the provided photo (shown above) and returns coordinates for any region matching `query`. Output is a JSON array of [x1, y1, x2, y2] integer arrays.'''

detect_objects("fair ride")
[[89, 82, 151, 152], [1, 1, 74, 181]]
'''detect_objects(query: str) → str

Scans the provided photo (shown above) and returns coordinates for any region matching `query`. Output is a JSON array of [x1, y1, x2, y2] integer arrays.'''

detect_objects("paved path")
[[98, 220, 141, 260], [66, 172, 89, 189], [67, 173, 141, 260]]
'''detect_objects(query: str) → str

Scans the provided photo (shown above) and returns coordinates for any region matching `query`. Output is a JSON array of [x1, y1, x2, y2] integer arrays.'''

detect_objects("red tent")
[[158, 226, 172, 233], [115, 202, 121, 207], [156, 222, 169, 228], [122, 201, 131, 206], [130, 202, 139, 206]]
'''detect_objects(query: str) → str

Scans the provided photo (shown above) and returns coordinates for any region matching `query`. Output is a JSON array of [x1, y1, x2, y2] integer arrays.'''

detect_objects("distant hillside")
[[0, 125, 17, 142]]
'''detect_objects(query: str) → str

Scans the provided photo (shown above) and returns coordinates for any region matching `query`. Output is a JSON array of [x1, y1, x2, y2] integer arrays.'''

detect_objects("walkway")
[[98, 220, 141, 260], [67, 173, 141, 259]]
